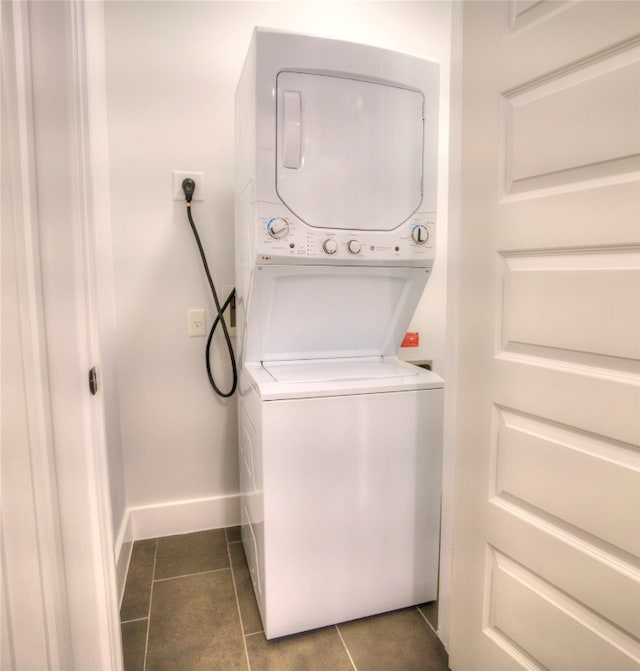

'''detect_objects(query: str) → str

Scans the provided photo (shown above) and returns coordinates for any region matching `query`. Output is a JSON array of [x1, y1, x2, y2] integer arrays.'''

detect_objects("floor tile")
[[120, 539, 156, 621], [228, 541, 263, 635], [419, 601, 438, 630], [226, 525, 242, 542], [120, 529, 450, 671], [338, 608, 449, 671], [121, 619, 147, 671], [245, 627, 354, 671], [154, 529, 228, 580], [146, 571, 247, 671]]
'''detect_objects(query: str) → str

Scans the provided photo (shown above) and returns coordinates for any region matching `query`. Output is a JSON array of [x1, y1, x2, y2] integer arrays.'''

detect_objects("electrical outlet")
[[222, 285, 237, 336], [173, 171, 204, 201], [188, 308, 206, 337]]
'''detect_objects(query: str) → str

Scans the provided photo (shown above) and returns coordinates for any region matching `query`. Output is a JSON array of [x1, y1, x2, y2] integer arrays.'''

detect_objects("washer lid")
[[245, 358, 443, 400], [263, 358, 419, 383]]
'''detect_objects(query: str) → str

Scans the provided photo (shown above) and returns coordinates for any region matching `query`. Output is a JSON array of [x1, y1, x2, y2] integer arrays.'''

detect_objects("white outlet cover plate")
[[188, 308, 206, 336], [173, 171, 204, 201]]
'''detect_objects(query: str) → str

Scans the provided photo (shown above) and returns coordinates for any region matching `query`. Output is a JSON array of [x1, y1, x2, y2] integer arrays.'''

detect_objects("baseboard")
[[114, 510, 133, 606], [128, 493, 241, 541]]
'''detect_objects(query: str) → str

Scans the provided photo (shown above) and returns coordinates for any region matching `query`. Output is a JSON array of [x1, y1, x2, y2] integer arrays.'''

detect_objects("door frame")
[[2, 2, 74, 664], [437, 0, 464, 652], [2, 1, 123, 668]]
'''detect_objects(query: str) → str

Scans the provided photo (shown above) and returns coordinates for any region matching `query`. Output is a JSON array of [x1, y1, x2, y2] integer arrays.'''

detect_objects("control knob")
[[347, 239, 361, 255], [322, 238, 338, 255], [411, 224, 429, 245], [267, 217, 290, 240]]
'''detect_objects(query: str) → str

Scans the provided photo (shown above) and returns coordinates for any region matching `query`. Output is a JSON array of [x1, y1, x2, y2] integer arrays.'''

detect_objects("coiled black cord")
[[183, 179, 237, 397]]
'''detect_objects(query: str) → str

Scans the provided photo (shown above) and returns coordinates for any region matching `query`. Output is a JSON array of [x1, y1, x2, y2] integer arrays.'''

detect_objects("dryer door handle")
[[282, 90, 301, 169]]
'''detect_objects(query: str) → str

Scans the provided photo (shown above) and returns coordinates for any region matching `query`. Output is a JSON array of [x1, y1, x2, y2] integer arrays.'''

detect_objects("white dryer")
[[234, 28, 443, 639]]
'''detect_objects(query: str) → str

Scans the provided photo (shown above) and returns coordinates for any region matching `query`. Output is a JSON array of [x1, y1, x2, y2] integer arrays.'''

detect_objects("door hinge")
[[88, 367, 98, 395]]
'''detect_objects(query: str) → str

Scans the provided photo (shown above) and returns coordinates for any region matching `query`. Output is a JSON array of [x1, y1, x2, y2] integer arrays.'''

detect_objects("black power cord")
[[182, 178, 237, 397]]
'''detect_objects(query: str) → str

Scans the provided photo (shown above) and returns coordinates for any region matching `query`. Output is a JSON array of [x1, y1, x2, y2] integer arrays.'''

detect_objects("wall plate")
[[188, 308, 206, 336], [173, 171, 204, 201]]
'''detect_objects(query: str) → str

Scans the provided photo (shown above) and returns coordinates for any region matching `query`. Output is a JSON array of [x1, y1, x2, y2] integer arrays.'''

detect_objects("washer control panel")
[[256, 204, 436, 267]]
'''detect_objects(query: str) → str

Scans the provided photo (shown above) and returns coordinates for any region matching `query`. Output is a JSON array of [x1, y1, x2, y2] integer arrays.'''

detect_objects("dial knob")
[[322, 238, 338, 255], [411, 224, 429, 245], [267, 217, 290, 240], [347, 239, 361, 255]]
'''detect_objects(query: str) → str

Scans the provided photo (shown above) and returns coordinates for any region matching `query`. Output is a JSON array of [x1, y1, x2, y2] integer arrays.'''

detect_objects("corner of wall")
[[114, 493, 241, 602], [128, 493, 241, 542], [114, 510, 133, 606]]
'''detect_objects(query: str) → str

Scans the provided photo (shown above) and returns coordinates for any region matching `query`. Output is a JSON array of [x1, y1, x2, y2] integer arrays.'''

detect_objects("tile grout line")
[[120, 616, 148, 625], [226, 533, 253, 671], [142, 538, 158, 671], [416, 605, 439, 638], [335, 624, 358, 671], [153, 566, 231, 583]]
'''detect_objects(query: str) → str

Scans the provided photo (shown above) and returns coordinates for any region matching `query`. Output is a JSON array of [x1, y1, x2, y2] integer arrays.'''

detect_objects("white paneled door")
[[451, 2, 640, 670]]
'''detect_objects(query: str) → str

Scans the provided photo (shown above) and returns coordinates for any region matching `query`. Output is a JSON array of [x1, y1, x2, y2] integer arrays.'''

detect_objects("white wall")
[[104, 1, 452, 533], [85, 1, 128, 550]]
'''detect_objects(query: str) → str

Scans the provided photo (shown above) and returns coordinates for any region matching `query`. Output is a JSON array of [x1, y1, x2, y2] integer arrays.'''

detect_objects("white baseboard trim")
[[114, 511, 133, 606], [113, 494, 241, 601], [128, 493, 241, 542]]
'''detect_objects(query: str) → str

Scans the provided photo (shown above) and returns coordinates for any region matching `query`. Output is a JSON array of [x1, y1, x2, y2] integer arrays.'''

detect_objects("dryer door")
[[276, 72, 424, 231]]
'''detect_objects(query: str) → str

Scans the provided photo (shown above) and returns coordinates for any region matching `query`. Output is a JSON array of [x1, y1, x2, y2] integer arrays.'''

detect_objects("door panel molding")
[[492, 407, 640, 555], [488, 494, 640, 640], [500, 36, 640, 199], [498, 248, 640, 361], [486, 548, 640, 670], [506, 0, 574, 36]]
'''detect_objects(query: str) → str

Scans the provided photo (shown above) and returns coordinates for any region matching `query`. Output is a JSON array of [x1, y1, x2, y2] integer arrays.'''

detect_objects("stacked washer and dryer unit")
[[234, 28, 443, 640]]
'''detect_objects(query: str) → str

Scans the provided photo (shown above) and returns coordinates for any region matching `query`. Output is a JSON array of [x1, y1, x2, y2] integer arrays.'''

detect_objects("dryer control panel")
[[255, 203, 436, 268]]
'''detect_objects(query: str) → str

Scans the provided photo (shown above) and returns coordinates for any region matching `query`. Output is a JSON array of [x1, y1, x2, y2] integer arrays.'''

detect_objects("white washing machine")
[[234, 28, 443, 639]]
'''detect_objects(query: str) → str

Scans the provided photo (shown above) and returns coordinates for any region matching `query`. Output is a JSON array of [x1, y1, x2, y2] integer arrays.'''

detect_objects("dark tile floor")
[[120, 528, 449, 671]]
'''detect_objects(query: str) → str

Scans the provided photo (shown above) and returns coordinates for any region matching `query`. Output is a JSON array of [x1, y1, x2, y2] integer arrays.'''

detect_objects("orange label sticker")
[[401, 332, 419, 347]]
